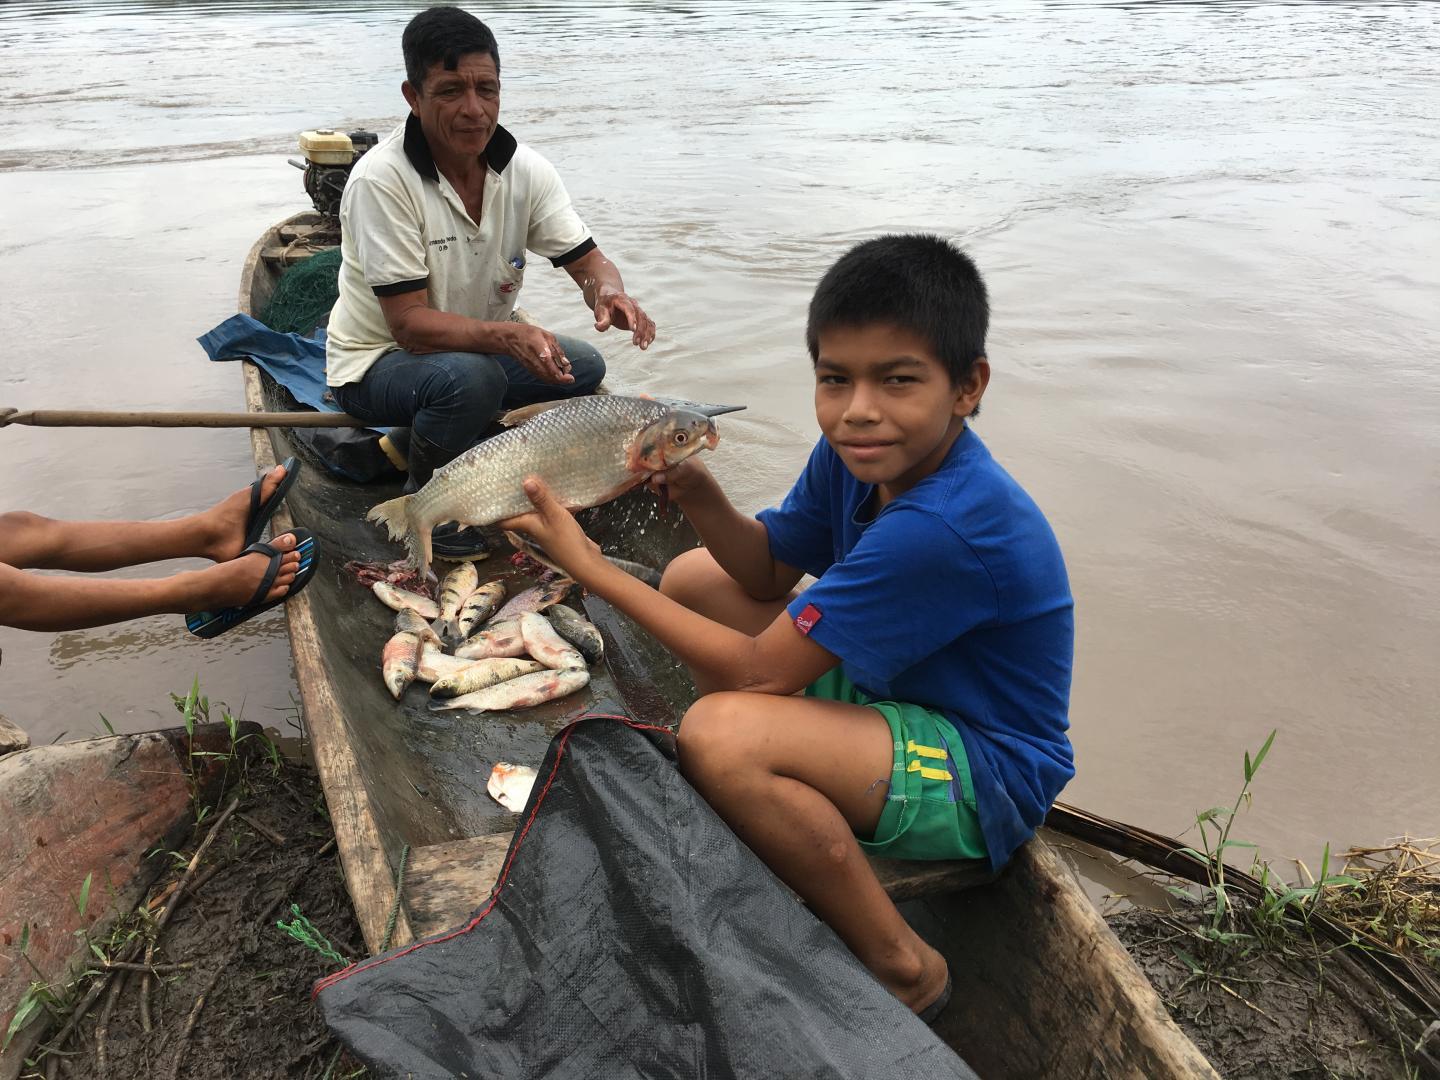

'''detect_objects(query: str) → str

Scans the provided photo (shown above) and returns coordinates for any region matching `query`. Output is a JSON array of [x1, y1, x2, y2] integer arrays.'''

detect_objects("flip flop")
[[242, 457, 301, 549], [917, 972, 953, 1027], [186, 529, 319, 639]]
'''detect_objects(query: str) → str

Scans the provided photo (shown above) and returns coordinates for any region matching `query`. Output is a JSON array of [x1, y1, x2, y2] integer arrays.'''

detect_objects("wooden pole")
[[0, 407, 366, 429]]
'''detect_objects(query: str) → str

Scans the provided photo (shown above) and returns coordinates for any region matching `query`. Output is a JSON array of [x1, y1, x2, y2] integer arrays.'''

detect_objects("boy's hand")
[[498, 477, 605, 578], [642, 456, 713, 506]]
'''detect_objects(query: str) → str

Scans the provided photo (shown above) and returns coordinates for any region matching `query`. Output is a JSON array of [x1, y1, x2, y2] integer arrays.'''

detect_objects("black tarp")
[[317, 716, 978, 1079]]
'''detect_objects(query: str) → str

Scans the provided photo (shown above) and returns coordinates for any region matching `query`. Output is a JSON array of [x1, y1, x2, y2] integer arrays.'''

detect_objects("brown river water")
[[1, 1, 1436, 868]]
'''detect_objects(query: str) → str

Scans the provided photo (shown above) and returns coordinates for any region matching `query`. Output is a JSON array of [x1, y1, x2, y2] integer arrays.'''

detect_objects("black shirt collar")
[[403, 113, 518, 181]]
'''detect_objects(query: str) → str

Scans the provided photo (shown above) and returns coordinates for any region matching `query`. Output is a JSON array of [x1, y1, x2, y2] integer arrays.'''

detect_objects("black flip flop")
[[186, 529, 319, 639], [917, 972, 953, 1027], [242, 457, 301, 549]]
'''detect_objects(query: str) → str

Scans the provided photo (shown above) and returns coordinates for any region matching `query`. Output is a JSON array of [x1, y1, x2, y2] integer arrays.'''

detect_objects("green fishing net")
[[261, 246, 342, 335]]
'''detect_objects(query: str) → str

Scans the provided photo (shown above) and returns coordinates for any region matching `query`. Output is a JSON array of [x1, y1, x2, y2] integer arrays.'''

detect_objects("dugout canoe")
[[237, 212, 1218, 1079]]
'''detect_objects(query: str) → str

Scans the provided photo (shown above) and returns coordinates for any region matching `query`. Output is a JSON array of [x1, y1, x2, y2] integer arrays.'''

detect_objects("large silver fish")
[[367, 396, 719, 580]]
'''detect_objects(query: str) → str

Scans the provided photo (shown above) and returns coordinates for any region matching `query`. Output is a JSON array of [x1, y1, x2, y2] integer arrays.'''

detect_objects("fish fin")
[[366, 493, 412, 541], [368, 493, 429, 574], [497, 400, 566, 427]]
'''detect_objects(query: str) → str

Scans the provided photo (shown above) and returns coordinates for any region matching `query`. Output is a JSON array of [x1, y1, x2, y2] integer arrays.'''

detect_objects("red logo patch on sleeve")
[[794, 603, 823, 636]]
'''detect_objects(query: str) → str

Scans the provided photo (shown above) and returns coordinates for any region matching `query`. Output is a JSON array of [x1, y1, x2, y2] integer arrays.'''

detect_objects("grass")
[[169, 675, 282, 820], [1146, 730, 1440, 1074]]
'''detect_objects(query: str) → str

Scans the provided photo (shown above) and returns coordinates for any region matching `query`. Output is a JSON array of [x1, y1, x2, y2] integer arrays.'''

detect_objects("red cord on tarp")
[[312, 713, 673, 997]]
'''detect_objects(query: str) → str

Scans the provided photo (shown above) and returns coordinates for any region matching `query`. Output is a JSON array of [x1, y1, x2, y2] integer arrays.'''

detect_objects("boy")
[[501, 234, 1075, 1021]]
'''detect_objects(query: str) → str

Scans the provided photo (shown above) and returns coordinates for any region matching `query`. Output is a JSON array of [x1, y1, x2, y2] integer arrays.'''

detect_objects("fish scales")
[[367, 396, 718, 578]]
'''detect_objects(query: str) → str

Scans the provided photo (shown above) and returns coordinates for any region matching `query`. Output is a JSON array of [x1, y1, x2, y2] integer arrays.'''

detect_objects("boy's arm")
[[501, 477, 830, 692], [583, 558, 834, 693], [648, 460, 804, 602]]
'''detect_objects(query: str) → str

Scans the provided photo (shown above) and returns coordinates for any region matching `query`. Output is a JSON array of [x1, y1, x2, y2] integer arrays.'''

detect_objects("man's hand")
[[498, 477, 605, 580], [593, 287, 657, 350], [501, 323, 574, 384]]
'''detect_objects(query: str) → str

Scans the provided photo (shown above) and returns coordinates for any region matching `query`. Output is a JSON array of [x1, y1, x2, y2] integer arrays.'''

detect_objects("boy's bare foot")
[[195, 532, 302, 608], [196, 464, 289, 564]]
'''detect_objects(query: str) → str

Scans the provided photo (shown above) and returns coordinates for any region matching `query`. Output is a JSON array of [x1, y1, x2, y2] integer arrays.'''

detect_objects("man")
[[327, 6, 657, 559]]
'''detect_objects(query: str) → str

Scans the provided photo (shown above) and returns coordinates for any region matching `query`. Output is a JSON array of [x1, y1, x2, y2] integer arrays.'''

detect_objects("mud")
[[1111, 906, 1420, 1079], [46, 760, 364, 1080]]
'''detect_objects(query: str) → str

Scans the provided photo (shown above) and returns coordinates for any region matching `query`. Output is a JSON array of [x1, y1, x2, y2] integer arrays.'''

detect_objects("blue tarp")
[[198, 313, 397, 482], [198, 313, 382, 431]]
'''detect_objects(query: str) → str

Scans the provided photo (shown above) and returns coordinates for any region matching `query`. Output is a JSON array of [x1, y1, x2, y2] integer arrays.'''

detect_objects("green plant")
[[1179, 729, 1274, 935], [170, 677, 282, 818]]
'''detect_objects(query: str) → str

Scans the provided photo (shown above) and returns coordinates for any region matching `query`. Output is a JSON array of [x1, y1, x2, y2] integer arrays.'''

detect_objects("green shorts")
[[806, 669, 987, 863]]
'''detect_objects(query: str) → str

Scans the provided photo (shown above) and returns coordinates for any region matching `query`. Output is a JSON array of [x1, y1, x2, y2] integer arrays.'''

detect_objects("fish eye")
[[673, 432, 688, 444]]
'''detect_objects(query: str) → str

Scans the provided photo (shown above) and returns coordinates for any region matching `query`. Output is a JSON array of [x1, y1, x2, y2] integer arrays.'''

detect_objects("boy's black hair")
[[403, 6, 500, 91], [806, 234, 989, 391]]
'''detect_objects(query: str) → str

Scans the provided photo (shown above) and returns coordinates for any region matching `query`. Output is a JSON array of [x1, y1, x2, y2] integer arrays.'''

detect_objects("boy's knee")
[[659, 547, 722, 605], [0, 510, 47, 535], [677, 692, 751, 771]]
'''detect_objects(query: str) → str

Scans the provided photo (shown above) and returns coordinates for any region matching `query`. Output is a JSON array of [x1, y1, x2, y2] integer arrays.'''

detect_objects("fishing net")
[[261, 247, 342, 335]]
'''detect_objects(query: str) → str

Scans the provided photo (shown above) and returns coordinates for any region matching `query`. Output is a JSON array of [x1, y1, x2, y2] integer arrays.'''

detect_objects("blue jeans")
[[331, 337, 606, 456]]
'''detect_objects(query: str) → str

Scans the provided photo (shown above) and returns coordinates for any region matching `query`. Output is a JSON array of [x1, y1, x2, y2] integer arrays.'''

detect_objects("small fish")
[[453, 580, 506, 642], [435, 561, 480, 642], [518, 612, 586, 671], [545, 605, 604, 665], [373, 581, 440, 620], [503, 531, 661, 589], [429, 657, 546, 699], [491, 577, 575, 624], [415, 640, 475, 684], [381, 630, 424, 699], [453, 619, 527, 660], [429, 666, 590, 713], [366, 396, 719, 580], [486, 762, 538, 812], [394, 607, 441, 647]]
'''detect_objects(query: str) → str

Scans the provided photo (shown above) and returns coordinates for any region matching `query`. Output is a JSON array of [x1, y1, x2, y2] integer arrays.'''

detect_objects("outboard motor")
[[290, 129, 378, 219]]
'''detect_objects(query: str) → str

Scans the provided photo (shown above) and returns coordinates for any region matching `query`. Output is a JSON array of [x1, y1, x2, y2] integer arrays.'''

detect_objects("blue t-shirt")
[[756, 429, 1074, 869]]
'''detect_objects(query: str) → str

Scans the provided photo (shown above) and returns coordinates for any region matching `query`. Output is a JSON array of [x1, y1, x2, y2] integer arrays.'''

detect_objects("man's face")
[[402, 52, 500, 162], [814, 322, 986, 502]]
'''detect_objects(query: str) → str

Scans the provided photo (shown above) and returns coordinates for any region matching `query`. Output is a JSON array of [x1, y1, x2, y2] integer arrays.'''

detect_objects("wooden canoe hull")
[[237, 214, 1218, 1078], [0, 724, 252, 1078]]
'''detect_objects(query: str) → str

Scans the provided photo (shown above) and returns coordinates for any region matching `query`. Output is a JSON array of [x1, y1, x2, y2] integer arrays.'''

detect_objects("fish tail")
[[367, 494, 427, 571]]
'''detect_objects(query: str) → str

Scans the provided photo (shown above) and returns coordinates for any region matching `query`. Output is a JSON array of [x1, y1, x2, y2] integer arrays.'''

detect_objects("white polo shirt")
[[324, 117, 594, 387]]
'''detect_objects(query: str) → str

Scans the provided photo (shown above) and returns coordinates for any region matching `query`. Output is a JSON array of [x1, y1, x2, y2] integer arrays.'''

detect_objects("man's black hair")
[[403, 6, 500, 91], [806, 234, 989, 391]]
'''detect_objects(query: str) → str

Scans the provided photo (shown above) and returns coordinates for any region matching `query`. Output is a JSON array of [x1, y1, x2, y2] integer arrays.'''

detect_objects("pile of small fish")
[[371, 560, 604, 713]]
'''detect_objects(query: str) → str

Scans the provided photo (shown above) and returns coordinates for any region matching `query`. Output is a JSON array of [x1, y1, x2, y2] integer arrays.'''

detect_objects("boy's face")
[[814, 323, 989, 502]]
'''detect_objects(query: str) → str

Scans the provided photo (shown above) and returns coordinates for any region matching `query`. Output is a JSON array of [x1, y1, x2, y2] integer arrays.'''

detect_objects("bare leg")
[[678, 690, 950, 1014], [0, 533, 304, 633], [0, 464, 289, 571], [660, 548, 793, 693]]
